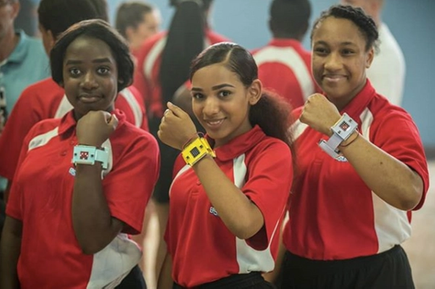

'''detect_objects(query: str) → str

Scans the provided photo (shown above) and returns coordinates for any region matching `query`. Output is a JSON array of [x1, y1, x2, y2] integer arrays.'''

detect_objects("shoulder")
[[20, 78, 60, 98], [136, 32, 167, 61]]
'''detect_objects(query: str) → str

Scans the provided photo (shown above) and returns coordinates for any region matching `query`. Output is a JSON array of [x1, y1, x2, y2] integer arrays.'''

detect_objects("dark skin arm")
[[0, 216, 22, 289], [72, 111, 124, 254], [3, 180, 12, 203]]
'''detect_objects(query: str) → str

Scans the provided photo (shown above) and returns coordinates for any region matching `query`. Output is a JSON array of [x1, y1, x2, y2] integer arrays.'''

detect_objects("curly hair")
[[311, 4, 379, 52]]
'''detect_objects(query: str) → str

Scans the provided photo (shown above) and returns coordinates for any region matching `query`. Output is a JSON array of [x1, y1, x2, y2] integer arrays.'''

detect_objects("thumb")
[[108, 113, 119, 130]]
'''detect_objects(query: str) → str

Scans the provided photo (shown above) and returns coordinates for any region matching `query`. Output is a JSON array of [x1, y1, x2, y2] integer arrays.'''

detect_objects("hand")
[[300, 93, 342, 136], [76, 110, 118, 147], [158, 102, 197, 150]]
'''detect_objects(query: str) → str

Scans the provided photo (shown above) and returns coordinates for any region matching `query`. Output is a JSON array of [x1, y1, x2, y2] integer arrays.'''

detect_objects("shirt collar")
[[340, 79, 376, 120], [7, 30, 28, 64], [210, 125, 266, 161], [58, 109, 127, 135], [268, 38, 303, 49]]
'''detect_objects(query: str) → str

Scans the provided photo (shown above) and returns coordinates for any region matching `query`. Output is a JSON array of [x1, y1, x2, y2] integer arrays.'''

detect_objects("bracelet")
[[182, 132, 201, 150], [72, 145, 109, 169], [181, 136, 215, 166], [339, 132, 359, 148]]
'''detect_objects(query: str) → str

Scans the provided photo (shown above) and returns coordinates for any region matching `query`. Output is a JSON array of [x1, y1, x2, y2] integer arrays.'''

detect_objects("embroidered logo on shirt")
[[336, 155, 348, 162], [69, 167, 76, 176], [209, 206, 219, 216]]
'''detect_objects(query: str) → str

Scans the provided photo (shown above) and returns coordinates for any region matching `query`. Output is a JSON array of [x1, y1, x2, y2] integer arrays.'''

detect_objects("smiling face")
[[311, 16, 374, 109], [62, 35, 118, 120], [191, 63, 261, 147]]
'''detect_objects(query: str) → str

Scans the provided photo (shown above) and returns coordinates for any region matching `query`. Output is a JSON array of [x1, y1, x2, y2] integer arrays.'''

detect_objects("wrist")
[[339, 131, 359, 148], [181, 132, 200, 150], [72, 145, 109, 170], [181, 135, 215, 167]]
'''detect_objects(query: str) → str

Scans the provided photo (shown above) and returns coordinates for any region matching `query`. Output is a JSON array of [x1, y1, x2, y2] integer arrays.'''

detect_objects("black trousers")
[[173, 272, 276, 289], [116, 265, 147, 289], [280, 245, 414, 289]]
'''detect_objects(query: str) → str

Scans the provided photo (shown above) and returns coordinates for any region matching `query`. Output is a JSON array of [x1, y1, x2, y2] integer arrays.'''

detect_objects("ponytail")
[[159, 0, 207, 105], [249, 91, 294, 149]]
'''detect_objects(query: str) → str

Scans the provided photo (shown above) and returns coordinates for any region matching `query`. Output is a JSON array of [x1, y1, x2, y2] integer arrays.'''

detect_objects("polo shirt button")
[[60, 151, 67, 156], [196, 181, 201, 186]]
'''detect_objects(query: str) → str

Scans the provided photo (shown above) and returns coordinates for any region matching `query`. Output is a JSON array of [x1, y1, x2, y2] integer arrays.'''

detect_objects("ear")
[[365, 47, 375, 69], [11, 1, 20, 19], [125, 26, 135, 42], [47, 30, 56, 50], [247, 79, 262, 105]]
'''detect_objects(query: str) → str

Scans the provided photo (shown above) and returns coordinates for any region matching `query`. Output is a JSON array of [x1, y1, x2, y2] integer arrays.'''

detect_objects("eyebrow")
[[314, 40, 356, 46], [191, 83, 235, 91], [65, 58, 113, 65]]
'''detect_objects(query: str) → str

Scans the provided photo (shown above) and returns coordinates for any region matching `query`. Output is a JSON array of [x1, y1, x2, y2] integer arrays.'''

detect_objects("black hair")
[[159, 0, 213, 106], [270, 0, 312, 40], [311, 4, 379, 52], [50, 19, 134, 92], [38, 0, 108, 39], [190, 42, 294, 149], [115, 1, 154, 39]]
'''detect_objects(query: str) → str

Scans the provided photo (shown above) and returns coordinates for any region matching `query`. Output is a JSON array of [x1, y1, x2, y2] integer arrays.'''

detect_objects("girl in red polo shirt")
[[279, 5, 429, 289], [157, 42, 294, 288], [0, 19, 159, 288]]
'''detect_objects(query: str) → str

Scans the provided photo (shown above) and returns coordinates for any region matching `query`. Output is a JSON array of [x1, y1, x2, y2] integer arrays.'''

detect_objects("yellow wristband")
[[181, 137, 215, 166]]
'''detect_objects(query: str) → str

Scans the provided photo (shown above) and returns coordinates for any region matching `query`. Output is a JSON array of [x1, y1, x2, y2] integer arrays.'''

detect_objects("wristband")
[[72, 145, 109, 169], [318, 113, 358, 159], [182, 136, 215, 166]]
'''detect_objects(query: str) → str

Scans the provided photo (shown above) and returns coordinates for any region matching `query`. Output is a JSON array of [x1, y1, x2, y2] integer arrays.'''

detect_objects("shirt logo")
[[209, 206, 219, 217], [69, 167, 76, 176]]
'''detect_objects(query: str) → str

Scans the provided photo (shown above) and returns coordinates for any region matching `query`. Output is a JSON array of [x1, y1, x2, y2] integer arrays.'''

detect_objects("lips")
[[323, 74, 347, 83], [78, 93, 102, 103], [204, 118, 225, 129]]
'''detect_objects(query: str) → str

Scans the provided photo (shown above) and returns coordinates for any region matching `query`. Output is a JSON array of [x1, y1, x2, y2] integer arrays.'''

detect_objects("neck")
[[0, 30, 19, 62], [273, 32, 302, 42]]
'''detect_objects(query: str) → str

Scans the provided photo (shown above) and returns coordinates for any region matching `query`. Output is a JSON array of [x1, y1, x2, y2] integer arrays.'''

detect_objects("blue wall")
[[109, 0, 434, 147]]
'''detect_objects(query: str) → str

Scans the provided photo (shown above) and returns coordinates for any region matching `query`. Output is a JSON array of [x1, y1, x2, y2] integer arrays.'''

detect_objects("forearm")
[[341, 133, 424, 210], [72, 164, 122, 254], [4, 180, 12, 203], [193, 156, 264, 239], [0, 217, 22, 289], [157, 252, 173, 289]]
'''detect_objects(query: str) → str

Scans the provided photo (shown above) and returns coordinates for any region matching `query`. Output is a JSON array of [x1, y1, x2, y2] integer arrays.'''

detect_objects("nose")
[[202, 96, 219, 116], [80, 71, 98, 90], [324, 52, 342, 71]]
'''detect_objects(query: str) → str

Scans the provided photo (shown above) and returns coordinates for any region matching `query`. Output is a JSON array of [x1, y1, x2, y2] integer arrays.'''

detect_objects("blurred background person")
[[341, 0, 405, 106], [0, 0, 49, 234], [252, 0, 318, 109], [133, 0, 229, 287], [115, 1, 161, 59]]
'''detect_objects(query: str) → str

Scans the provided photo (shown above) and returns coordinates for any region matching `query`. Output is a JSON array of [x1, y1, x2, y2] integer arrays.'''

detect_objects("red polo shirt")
[[166, 126, 293, 287], [283, 80, 429, 260], [0, 77, 148, 182], [6, 109, 159, 288], [252, 39, 318, 109]]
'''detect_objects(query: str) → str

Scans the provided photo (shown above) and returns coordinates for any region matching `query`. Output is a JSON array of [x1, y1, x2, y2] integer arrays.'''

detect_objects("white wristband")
[[72, 145, 109, 170]]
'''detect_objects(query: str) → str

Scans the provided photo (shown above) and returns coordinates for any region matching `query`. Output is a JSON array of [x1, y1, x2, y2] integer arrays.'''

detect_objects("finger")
[[167, 101, 185, 117]]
